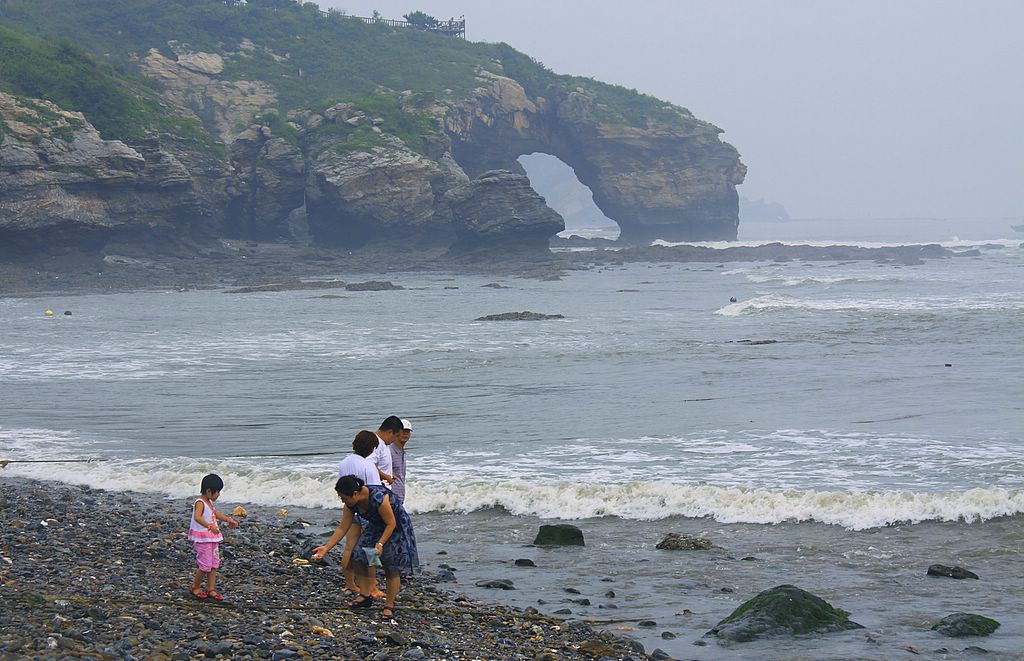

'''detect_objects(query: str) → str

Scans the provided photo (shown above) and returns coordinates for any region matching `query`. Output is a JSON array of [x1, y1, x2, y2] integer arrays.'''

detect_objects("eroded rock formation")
[[443, 71, 746, 242], [0, 92, 205, 255], [445, 170, 564, 252], [1, 44, 746, 258]]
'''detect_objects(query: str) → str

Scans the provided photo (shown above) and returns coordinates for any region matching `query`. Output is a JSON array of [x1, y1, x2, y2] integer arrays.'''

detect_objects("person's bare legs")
[[383, 569, 400, 616], [370, 566, 384, 598], [341, 524, 361, 592], [191, 569, 207, 595], [353, 564, 373, 603], [206, 568, 218, 595]]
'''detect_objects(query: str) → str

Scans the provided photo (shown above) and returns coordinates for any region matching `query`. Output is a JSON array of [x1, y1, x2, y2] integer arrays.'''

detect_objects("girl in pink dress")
[[188, 474, 238, 600]]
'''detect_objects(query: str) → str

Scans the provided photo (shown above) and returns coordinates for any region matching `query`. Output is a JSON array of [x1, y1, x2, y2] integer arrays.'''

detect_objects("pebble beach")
[[0, 477, 649, 661]]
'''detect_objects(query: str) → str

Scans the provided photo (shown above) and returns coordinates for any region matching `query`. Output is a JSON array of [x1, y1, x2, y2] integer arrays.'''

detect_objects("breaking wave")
[[4, 457, 1021, 531]]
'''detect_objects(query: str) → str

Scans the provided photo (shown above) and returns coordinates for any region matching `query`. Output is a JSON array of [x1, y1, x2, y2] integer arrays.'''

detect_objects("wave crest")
[[407, 479, 1024, 529], [7, 457, 1019, 530]]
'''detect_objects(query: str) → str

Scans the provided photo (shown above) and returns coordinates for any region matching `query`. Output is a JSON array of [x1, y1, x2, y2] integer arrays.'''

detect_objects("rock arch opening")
[[517, 153, 620, 241]]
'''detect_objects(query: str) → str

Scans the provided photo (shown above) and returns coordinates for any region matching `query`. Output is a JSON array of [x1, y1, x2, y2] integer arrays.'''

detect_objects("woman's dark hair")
[[335, 475, 365, 497], [200, 473, 224, 494], [352, 430, 378, 457]]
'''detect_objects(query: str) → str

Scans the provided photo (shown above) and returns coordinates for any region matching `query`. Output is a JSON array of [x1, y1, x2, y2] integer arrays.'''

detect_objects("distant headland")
[[0, 0, 744, 266]]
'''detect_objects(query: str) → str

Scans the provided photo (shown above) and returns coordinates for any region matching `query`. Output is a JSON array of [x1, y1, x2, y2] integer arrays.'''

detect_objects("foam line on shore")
[[714, 292, 1024, 316], [5, 458, 1021, 530], [653, 238, 1023, 250]]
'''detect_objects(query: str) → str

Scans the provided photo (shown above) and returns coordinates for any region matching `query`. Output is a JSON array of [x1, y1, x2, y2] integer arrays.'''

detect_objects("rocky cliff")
[[442, 70, 746, 243], [0, 16, 745, 259], [0, 92, 208, 256]]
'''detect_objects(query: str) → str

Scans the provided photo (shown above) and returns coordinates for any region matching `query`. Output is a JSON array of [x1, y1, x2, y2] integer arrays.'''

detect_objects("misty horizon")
[[321, 0, 1022, 229]]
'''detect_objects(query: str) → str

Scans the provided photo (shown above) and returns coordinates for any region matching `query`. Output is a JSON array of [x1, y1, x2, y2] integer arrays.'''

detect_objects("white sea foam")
[[653, 238, 1023, 250], [743, 273, 905, 287], [4, 455, 1021, 530], [406, 480, 1024, 529], [4, 457, 343, 510], [714, 292, 1024, 316]]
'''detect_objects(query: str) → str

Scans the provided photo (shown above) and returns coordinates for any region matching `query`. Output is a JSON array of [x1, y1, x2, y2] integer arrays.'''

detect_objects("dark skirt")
[[348, 486, 419, 574]]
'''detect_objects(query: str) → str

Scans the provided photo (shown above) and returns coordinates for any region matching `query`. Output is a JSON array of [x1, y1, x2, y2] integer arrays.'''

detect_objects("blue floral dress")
[[348, 485, 419, 574]]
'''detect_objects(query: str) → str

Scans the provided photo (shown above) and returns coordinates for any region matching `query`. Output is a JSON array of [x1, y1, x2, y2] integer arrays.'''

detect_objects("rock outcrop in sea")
[[931, 613, 1000, 637], [706, 584, 864, 642]]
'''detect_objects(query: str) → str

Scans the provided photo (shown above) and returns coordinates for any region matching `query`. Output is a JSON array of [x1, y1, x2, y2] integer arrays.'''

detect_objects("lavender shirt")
[[389, 444, 407, 501]]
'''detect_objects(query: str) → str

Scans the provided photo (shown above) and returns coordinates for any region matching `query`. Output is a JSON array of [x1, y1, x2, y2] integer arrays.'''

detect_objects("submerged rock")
[[475, 311, 564, 321], [927, 564, 979, 580], [931, 613, 1000, 637], [533, 524, 585, 546], [345, 280, 403, 291], [475, 579, 515, 590], [655, 533, 716, 550], [706, 584, 863, 642]]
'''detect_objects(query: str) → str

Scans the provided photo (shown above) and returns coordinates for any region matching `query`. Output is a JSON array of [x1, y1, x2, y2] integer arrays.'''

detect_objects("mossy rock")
[[707, 584, 863, 642], [533, 524, 584, 546], [655, 533, 715, 550], [931, 613, 1000, 637]]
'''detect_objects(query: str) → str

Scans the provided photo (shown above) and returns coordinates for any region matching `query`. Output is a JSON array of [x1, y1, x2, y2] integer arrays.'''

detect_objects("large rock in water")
[[443, 71, 745, 243], [445, 170, 564, 252], [706, 585, 864, 642], [927, 564, 979, 580], [931, 613, 1000, 637], [533, 524, 585, 546]]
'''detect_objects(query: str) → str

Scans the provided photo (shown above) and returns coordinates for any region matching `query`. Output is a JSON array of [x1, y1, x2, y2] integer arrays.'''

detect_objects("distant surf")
[[653, 238, 1021, 250]]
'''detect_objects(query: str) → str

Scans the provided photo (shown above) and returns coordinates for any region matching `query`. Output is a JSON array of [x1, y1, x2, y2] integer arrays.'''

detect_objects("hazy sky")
[[318, 0, 1022, 222]]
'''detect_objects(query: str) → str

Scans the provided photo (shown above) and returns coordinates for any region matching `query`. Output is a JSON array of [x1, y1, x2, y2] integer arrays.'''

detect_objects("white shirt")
[[371, 433, 394, 479], [336, 454, 381, 485]]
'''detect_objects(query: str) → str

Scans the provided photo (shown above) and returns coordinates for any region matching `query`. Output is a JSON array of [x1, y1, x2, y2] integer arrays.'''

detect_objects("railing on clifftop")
[[219, 2, 466, 39], [346, 14, 466, 38]]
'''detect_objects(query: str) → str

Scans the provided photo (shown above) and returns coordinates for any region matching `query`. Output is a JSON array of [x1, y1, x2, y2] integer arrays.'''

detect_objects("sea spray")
[[6, 458, 1022, 530]]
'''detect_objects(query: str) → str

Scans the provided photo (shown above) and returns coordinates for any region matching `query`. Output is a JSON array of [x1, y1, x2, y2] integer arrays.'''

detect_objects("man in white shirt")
[[371, 416, 402, 484]]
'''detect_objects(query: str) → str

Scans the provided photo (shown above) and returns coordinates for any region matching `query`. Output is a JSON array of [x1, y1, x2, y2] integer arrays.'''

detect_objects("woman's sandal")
[[381, 607, 396, 618], [349, 595, 374, 609], [190, 587, 208, 599], [207, 590, 225, 601]]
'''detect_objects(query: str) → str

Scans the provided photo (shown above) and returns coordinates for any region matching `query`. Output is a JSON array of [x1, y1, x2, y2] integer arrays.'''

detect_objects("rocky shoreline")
[[0, 477, 650, 661], [0, 237, 990, 298]]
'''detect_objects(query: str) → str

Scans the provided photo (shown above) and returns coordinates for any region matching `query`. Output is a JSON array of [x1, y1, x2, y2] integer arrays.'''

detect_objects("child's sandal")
[[207, 590, 225, 601], [190, 588, 208, 599]]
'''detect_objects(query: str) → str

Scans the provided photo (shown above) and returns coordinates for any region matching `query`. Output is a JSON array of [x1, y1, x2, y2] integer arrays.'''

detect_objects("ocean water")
[[2, 233, 1023, 659]]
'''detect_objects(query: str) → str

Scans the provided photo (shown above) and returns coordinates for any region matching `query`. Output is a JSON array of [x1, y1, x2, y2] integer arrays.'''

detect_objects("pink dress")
[[188, 498, 222, 572]]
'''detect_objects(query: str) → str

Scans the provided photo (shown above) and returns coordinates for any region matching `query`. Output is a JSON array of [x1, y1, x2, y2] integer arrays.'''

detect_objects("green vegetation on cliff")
[[0, 24, 219, 150], [494, 43, 692, 127], [0, 0, 693, 132]]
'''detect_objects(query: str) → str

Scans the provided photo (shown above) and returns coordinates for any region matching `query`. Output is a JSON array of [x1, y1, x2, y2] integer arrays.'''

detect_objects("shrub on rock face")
[[707, 584, 863, 642], [931, 613, 1000, 637], [533, 523, 585, 546]]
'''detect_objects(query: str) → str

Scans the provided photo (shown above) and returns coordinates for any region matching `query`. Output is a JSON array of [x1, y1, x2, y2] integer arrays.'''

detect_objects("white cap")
[[400, 418, 412, 431]]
